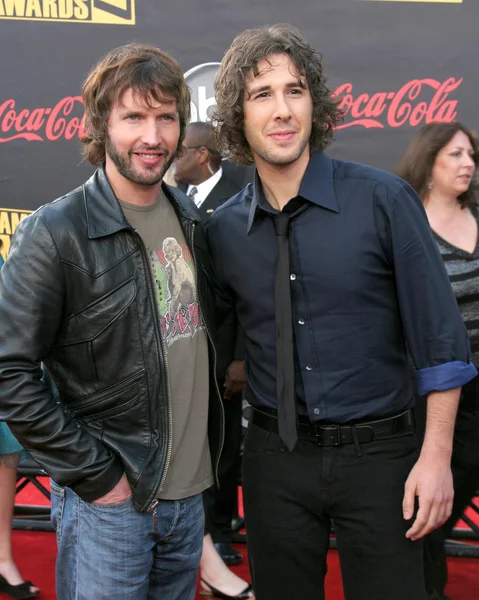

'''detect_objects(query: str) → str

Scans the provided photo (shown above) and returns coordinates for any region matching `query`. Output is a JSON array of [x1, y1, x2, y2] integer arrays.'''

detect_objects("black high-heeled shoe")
[[199, 577, 254, 599], [0, 575, 40, 599]]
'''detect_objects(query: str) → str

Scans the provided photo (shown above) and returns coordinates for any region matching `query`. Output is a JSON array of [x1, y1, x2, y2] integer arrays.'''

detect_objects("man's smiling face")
[[105, 87, 181, 189]]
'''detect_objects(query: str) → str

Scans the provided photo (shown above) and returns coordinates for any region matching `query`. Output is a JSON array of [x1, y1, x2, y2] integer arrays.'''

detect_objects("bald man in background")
[[174, 122, 244, 219]]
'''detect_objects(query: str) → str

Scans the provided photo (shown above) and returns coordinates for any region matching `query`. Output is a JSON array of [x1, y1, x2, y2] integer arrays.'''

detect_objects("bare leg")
[[0, 461, 39, 594], [200, 533, 254, 597]]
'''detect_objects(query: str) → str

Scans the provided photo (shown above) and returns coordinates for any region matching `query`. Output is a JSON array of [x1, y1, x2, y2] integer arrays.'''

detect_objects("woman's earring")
[[428, 179, 433, 190]]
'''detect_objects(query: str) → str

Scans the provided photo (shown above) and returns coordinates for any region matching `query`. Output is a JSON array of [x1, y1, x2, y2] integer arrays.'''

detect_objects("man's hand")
[[93, 472, 132, 505], [403, 452, 454, 541], [223, 360, 246, 399]]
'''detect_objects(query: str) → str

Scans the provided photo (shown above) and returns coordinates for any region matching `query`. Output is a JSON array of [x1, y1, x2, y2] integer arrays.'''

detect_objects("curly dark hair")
[[81, 43, 190, 166], [396, 122, 479, 208], [213, 24, 343, 165]]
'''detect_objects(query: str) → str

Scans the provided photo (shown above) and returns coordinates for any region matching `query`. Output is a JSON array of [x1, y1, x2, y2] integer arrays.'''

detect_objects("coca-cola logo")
[[335, 78, 462, 129], [0, 96, 85, 143], [0, 76, 463, 143]]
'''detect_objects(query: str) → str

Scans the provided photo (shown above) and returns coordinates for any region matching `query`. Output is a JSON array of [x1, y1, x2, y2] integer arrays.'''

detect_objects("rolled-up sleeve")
[[388, 183, 477, 395]]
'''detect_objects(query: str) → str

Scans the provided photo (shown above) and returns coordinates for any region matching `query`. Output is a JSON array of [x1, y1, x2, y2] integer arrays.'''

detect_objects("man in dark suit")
[[175, 121, 247, 567], [174, 122, 244, 219]]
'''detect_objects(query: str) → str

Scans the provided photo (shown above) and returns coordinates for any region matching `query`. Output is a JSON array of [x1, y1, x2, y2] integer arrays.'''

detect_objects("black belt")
[[250, 408, 414, 447]]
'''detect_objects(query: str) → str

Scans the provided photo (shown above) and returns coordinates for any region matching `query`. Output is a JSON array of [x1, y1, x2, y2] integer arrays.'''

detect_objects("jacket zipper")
[[189, 223, 225, 483], [135, 231, 173, 513]]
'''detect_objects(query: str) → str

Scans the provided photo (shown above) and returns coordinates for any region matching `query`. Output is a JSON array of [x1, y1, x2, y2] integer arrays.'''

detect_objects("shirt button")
[[298, 319, 305, 325], [306, 364, 313, 371], [313, 408, 320, 415], [290, 274, 296, 281]]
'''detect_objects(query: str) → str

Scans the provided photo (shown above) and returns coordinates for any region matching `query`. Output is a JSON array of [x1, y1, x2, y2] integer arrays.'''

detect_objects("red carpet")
[[11, 479, 479, 600]]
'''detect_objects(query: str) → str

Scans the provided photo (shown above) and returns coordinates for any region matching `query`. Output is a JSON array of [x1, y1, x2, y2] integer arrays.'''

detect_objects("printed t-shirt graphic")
[[152, 237, 204, 347]]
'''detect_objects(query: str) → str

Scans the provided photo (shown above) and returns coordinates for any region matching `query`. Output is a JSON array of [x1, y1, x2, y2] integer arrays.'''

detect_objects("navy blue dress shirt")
[[205, 150, 477, 423]]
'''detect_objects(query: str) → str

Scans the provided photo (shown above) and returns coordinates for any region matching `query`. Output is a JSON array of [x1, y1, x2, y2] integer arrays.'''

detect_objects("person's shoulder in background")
[[220, 159, 255, 190]]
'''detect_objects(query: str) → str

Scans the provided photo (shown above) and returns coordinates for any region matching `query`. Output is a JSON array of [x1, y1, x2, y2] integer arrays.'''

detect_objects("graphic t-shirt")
[[119, 190, 213, 500]]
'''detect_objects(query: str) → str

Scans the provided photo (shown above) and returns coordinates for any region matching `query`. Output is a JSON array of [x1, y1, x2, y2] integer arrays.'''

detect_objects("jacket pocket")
[[52, 278, 145, 393], [69, 370, 146, 420], [72, 371, 151, 487], [59, 278, 137, 344]]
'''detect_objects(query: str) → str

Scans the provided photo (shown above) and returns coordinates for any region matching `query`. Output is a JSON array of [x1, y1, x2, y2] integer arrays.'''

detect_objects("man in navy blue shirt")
[[206, 24, 477, 600]]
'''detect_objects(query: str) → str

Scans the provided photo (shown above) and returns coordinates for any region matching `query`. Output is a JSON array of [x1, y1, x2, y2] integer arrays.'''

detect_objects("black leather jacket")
[[0, 168, 224, 512]]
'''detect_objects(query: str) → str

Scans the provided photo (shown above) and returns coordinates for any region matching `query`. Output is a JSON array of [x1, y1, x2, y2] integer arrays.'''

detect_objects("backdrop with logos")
[[0, 0, 476, 254]]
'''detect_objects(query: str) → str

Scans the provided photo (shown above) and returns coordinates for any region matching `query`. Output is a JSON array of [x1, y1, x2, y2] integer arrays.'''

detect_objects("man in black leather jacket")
[[0, 44, 223, 600]]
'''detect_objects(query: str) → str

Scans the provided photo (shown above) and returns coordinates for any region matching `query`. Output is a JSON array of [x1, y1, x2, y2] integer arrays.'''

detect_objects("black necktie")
[[188, 186, 198, 202], [272, 201, 308, 451]]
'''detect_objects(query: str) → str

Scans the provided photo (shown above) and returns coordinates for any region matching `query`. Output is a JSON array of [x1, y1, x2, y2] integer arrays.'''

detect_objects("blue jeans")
[[50, 481, 204, 600]]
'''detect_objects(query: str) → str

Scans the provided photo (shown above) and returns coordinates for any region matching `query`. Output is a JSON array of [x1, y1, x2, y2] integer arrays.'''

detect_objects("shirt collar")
[[247, 150, 339, 234], [187, 167, 223, 207]]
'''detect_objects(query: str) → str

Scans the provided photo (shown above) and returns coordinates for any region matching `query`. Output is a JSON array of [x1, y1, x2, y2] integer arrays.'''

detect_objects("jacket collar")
[[164, 183, 202, 224], [84, 167, 199, 240]]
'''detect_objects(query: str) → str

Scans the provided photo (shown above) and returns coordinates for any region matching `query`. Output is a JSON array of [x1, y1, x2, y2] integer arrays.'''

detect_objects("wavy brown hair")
[[213, 24, 343, 165], [396, 122, 479, 208], [81, 43, 190, 166]]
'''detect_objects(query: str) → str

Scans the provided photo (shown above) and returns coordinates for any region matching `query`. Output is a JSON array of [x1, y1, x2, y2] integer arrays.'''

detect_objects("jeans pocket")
[[50, 480, 66, 543], [89, 496, 134, 510]]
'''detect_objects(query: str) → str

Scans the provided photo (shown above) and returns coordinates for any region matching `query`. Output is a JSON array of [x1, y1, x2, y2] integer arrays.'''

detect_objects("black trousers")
[[417, 378, 479, 594], [242, 422, 427, 600], [203, 392, 243, 543]]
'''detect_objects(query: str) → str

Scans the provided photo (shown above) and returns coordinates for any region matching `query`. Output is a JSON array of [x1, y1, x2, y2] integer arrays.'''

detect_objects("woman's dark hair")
[[213, 24, 343, 165], [396, 121, 479, 207]]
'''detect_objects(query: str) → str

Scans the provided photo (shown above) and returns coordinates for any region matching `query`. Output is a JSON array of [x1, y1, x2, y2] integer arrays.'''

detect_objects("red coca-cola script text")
[[335, 77, 462, 129], [0, 96, 85, 142]]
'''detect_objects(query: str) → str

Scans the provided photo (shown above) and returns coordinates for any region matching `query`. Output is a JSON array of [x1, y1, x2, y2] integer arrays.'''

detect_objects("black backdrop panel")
[[0, 0, 476, 242]]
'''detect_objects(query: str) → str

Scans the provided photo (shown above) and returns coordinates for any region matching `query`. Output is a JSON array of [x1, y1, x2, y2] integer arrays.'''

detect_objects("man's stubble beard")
[[105, 136, 177, 187], [247, 124, 312, 168]]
